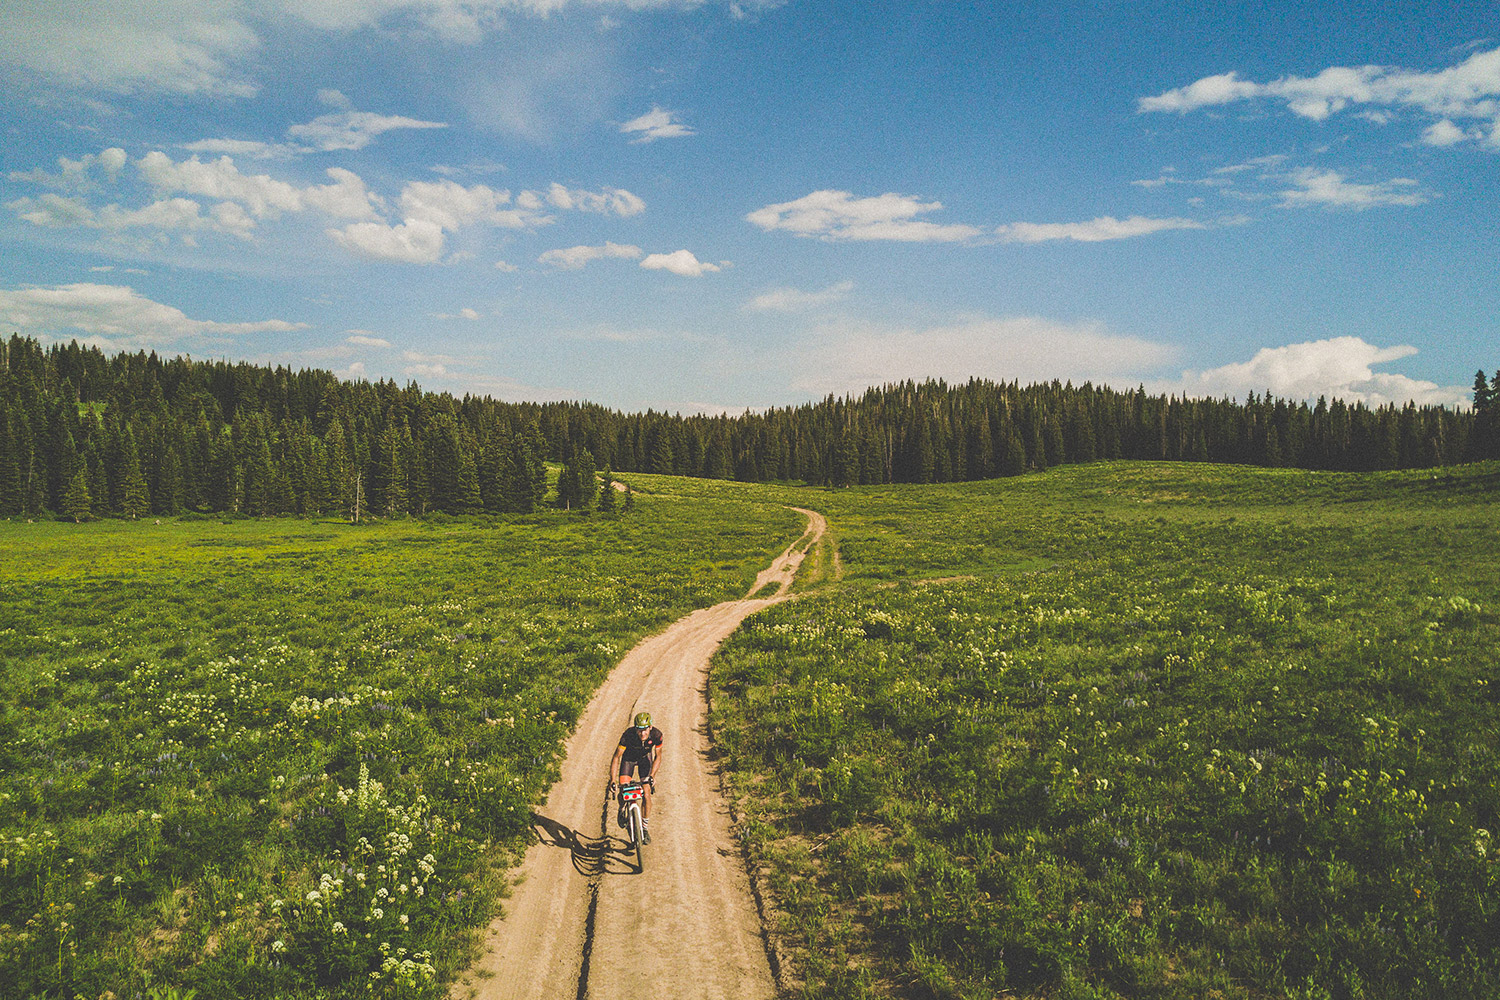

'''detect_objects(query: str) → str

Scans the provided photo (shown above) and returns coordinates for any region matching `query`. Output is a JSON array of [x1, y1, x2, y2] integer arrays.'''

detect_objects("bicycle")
[[608, 776, 652, 869]]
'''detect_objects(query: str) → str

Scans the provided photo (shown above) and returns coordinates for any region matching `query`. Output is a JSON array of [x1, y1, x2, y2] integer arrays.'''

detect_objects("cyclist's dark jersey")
[[618, 726, 663, 762]]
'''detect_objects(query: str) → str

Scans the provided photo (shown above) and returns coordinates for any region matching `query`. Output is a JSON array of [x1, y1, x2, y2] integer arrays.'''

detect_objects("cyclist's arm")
[[651, 743, 662, 781], [608, 745, 625, 781]]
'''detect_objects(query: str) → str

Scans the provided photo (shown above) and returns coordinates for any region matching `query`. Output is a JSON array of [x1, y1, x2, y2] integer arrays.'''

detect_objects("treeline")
[[0, 335, 1493, 519]]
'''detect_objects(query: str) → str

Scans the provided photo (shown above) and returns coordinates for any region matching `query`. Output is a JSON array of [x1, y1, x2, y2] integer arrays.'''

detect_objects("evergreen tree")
[[575, 447, 595, 511], [157, 447, 185, 515], [0, 413, 21, 515], [62, 468, 92, 522], [455, 445, 482, 514], [557, 447, 595, 511], [121, 454, 151, 519], [501, 431, 542, 513], [23, 454, 46, 516], [325, 420, 351, 514], [598, 467, 617, 514], [646, 423, 673, 474]]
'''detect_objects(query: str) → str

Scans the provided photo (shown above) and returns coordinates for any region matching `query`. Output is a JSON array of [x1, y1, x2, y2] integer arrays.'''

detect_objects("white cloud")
[[9, 148, 128, 190], [400, 347, 464, 378], [640, 249, 722, 277], [138, 152, 381, 221], [185, 96, 445, 159], [538, 242, 643, 269], [1139, 46, 1500, 145], [1277, 168, 1430, 210], [328, 218, 447, 263], [301, 168, 385, 219], [788, 314, 1177, 397], [11, 150, 387, 245], [287, 108, 447, 152], [620, 106, 696, 142], [7, 194, 99, 229], [7, 192, 255, 239], [997, 215, 1207, 243], [1162, 337, 1470, 406], [1213, 154, 1289, 175], [494, 259, 519, 272], [0, 282, 305, 347], [180, 138, 302, 160], [0, 2, 782, 98], [748, 190, 983, 242], [326, 178, 552, 264], [346, 332, 392, 348], [0, 0, 260, 97], [745, 280, 854, 312], [543, 182, 646, 216], [399, 179, 548, 230], [138, 152, 295, 217], [434, 307, 482, 320], [1421, 118, 1473, 147]]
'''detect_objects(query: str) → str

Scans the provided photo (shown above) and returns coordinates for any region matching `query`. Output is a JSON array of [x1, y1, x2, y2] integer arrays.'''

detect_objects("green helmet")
[[633, 712, 652, 728]]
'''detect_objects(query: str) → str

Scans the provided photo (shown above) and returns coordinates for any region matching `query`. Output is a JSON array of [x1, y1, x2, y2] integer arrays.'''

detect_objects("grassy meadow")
[[709, 462, 1500, 999], [0, 492, 802, 999], [4, 459, 1497, 1000]]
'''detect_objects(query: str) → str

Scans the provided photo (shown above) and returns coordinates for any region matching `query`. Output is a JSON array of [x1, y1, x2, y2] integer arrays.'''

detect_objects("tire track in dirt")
[[458, 509, 825, 1000]]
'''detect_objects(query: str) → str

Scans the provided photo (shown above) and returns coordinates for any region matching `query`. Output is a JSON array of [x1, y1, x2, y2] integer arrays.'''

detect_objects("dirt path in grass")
[[457, 508, 826, 1000]]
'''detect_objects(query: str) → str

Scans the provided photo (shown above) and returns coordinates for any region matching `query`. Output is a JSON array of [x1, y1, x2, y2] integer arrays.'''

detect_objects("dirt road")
[[459, 508, 825, 1000]]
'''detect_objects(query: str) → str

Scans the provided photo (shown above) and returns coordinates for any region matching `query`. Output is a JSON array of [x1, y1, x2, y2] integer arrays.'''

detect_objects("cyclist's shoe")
[[642, 825, 652, 845]]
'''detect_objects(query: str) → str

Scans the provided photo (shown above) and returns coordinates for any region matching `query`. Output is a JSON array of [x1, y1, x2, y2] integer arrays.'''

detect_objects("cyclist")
[[608, 711, 662, 843]]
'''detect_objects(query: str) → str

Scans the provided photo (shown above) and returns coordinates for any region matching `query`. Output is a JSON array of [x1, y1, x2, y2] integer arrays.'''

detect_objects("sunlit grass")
[[712, 461, 1500, 1000], [0, 494, 802, 999]]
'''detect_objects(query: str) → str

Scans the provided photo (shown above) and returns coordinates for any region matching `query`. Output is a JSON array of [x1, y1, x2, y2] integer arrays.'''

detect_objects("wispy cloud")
[[0, 2, 766, 99], [346, 332, 392, 348], [286, 90, 448, 151], [1276, 168, 1430, 210], [997, 215, 1206, 243], [0, 282, 305, 348], [9, 148, 127, 190], [747, 190, 983, 243], [538, 242, 644, 270], [6, 193, 257, 240], [1139, 46, 1500, 148], [787, 313, 1177, 397], [620, 106, 696, 142], [745, 281, 853, 312], [184, 93, 447, 158]]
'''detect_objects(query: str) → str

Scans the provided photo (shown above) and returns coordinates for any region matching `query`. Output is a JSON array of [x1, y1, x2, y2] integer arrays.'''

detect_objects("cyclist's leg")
[[638, 756, 654, 820]]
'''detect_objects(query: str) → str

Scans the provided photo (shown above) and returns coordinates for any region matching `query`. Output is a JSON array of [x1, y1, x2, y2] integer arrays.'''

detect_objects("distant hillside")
[[0, 335, 1493, 518]]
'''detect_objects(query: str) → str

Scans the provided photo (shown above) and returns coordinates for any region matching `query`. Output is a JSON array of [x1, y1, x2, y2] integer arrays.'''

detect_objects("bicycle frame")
[[615, 779, 649, 867]]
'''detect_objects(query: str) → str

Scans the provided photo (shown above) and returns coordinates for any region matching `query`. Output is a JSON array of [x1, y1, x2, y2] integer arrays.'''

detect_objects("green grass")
[[710, 461, 1500, 1000], [0, 494, 803, 999], [7, 459, 1498, 999]]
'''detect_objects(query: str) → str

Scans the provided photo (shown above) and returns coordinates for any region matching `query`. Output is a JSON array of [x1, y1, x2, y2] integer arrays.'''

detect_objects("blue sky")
[[1, 0, 1493, 412]]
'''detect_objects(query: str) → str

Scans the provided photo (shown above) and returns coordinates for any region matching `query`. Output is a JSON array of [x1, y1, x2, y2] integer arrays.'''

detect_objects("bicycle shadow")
[[530, 811, 644, 877]]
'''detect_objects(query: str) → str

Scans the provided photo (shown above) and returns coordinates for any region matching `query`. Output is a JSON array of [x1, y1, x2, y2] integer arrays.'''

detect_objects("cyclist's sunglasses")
[[636, 724, 650, 731]]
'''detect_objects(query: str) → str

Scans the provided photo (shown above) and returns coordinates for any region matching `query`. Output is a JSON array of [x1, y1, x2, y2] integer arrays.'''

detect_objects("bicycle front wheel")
[[628, 805, 644, 868]]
